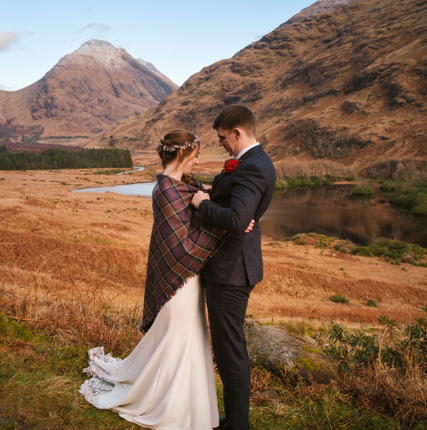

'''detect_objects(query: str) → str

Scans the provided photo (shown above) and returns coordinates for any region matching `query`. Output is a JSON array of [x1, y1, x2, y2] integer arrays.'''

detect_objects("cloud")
[[79, 6, 92, 13], [0, 83, 15, 91], [75, 23, 111, 34], [0, 32, 20, 52]]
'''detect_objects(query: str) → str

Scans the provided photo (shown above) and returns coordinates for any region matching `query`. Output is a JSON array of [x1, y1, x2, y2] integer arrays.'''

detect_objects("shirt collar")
[[236, 142, 260, 161]]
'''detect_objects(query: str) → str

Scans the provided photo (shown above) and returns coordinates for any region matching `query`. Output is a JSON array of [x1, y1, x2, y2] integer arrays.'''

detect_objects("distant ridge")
[[0, 40, 178, 139], [280, 0, 357, 27], [86, 0, 427, 172]]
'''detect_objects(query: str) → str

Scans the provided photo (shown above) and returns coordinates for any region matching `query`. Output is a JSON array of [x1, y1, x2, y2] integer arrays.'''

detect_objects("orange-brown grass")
[[274, 159, 356, 180], [1, 263, 426, 427], [2, 168, 427, 427], [339, 365, 427, 426], [0, 265, 143, 355]]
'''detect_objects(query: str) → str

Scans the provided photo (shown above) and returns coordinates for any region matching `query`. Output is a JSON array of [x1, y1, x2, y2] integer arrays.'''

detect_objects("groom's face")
[[216, 127, 236, 157]]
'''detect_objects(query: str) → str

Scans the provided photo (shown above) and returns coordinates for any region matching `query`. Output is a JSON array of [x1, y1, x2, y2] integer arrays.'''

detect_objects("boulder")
[[246, 326, 336, 387], [252, 389, 279, 401]]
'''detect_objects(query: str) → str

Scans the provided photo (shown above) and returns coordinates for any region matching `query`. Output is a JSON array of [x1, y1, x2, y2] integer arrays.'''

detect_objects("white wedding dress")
[[79, 275, 219, 430]]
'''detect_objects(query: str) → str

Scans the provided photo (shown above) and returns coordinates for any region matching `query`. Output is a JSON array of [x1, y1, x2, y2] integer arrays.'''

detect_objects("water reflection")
[[259, 185, 427, 247], [74, 181, 156, 197], [74, 182, 427, 247]]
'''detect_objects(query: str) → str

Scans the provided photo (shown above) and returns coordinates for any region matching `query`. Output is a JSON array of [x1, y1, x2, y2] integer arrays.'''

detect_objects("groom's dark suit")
[[198, 145, 276, 430]]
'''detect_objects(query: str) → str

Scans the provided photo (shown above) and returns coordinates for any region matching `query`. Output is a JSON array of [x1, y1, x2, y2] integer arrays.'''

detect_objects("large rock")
[[246, 326, 335, 387]]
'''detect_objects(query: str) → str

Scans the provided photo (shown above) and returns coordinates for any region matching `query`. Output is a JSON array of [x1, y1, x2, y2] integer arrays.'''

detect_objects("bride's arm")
[[192, 163, 265, 235]]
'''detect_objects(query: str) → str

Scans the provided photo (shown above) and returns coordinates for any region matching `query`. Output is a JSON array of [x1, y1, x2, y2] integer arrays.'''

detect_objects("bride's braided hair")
[[157, 129, 200, 169]]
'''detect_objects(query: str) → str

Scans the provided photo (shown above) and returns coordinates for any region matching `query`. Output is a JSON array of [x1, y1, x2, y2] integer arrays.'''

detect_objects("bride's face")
[[181, 147, 199, 175]]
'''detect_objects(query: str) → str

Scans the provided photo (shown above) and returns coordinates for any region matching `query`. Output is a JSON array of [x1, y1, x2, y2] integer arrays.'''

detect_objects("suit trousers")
[[204, 280, 254, 430]]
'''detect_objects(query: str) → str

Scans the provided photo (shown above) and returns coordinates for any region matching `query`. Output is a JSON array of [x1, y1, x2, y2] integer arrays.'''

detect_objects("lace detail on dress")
[[79, 346, 124, 406]]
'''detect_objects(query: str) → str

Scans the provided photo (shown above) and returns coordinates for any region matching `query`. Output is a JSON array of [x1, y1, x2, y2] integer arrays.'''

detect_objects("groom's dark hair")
[[213, 104, 256, 137]]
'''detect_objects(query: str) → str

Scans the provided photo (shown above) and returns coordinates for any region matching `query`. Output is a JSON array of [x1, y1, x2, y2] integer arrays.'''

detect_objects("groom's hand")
[[245, 219, 255, 233], [191, 190, 210, 209]]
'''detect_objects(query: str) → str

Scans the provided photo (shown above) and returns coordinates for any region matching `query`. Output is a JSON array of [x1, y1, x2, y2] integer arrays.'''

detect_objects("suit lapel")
[[212, 145, 264, 192], [212, 170, 227, 192]]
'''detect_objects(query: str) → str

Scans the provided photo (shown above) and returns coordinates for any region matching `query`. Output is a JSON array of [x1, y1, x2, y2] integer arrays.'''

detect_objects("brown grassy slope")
[[84, 0, 427, 169], [0, 91, 9, 124], [0, 166, 426, 326], [282, 0, 357, 26], [0, 41, 178, 138]]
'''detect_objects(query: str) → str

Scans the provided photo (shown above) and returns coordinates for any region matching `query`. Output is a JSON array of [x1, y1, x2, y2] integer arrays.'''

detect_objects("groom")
[[191, 105, 276, 430]]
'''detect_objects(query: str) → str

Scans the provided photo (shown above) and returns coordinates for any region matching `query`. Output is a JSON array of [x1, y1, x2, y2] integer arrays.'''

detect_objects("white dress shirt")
[[236, 142, 260, 161]]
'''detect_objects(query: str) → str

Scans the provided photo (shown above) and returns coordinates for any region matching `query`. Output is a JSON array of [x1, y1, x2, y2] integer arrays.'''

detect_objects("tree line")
[[0, 146, 133, 170]]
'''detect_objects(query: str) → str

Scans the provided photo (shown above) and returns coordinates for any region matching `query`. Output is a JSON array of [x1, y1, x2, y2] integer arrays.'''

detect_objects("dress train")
[[79, 275, 219, 430]]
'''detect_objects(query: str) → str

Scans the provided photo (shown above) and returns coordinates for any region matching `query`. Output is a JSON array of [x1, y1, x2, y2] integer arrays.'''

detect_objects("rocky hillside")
[[87, 0, 427, 172], [0, 40, 177, 139], [280, 0, 356, 26]]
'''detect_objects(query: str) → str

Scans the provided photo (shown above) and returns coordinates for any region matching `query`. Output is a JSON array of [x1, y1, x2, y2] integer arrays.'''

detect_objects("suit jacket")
[[199, 145, 276, 286]]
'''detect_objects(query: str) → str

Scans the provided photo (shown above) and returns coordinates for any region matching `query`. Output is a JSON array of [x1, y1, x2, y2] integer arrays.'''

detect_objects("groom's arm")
[[193, 163, 266, 235]]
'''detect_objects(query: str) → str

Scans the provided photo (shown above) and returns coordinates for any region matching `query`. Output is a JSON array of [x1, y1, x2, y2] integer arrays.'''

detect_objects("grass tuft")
[[329, 294, 349, 305]]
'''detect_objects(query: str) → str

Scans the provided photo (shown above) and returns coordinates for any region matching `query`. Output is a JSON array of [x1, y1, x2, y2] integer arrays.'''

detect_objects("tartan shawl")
[[140, 174, 224, 333]]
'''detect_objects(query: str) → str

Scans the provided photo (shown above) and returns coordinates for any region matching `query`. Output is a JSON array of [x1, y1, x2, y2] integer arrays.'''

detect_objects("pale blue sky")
[[1, 0, 315, 91]]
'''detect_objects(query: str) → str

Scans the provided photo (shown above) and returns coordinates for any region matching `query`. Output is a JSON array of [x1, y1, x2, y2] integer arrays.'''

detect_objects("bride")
[[79, 130, 251, 429]]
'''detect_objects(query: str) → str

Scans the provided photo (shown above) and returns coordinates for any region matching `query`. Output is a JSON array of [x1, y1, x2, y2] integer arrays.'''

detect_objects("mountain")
[[280, 0, 356, 26], [86, 0, 427, 172], [0, 40, 178, 139]]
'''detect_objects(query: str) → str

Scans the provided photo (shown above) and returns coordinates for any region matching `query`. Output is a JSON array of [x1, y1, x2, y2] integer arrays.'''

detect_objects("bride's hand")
[[191, 190, 210, 209], [202, 185, 212, 191], [245, 219, 255, 233]]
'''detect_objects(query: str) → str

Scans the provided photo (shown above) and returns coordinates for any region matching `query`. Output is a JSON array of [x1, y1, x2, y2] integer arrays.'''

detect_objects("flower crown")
[[157, 136, 199, 152]]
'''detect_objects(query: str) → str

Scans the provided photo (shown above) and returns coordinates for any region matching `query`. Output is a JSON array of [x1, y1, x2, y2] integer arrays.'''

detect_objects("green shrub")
[[366, 299, 377, 308], [301, 179, 312, 186], [388, 240, 408, 251], [353, 246, 373, 257], [329, 294, 349, 305], [369, 245, 388, 257], [413, 205, 427, 215], [291, 233, 307, 245], [352, 186, 373, 196], [412, 192, 427, 215], [314, 241, 329, 248], [325, 311, 427, 372], [380, 241, 411, 261], [384, 249, 405, 259], [389, 187, 418, 206], [285, 178, 302, 187], [379, 181, 397, 191]]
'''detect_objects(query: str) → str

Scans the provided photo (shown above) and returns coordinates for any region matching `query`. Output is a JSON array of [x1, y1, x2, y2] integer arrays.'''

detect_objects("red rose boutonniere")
[[223, 158, 240, 174]]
